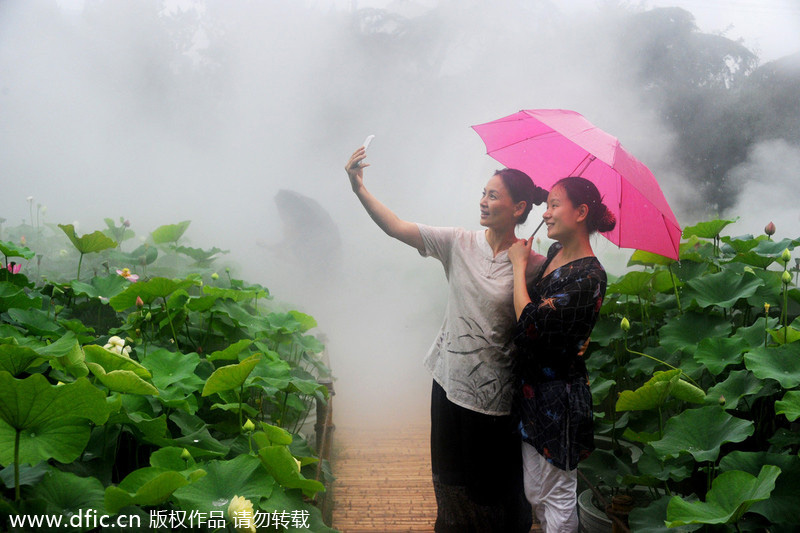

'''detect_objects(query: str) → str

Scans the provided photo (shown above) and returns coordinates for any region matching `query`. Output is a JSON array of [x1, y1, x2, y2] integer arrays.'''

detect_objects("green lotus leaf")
[[729, 251, 775, 269], [693, 336, 749, 375], [606, 270, 653, 297], [704, 370, 764, 410], [0, 461, 49, 489], [629, 495, 701, 533], [203, 285, 266, 302], [109, 243, 159, 267], [665, 465, 780, 526], [743, 344, 800, 388], [166, 411, 229, 457], [149, 446, 197, 470], [617, 370, 704, 411], [70, 275, 129, 300], [649, 406, 753, 463], [140, 348, 204, 394], [259, 445, 324, 498], [589, 376, 615, 406], [577, 448, 635, 488], [628, 249, 677, 267], [109, 276, 200, 311], [38, 332, 88, 378], [58, 224, 117, 254], [172, 454, 276, 513], [0, 373, 109, 465], [0, 240, 35, 261], [207, 339, 253, 362], [751, 237, 799, 256], [769, 326, 800, 345], [635, 446, 694, 483], [720, 234, 763, 254], [259, 422, 293, 446], [84, 344, 151, 379], [775, 391, 800, 422], [650, 269, 682, 293], [202, 354, 260, 397], [174, 245, 228, 263], [105, 467, 194, 513], [658, 312, 731, 355], [679, 236, 716, 262], [258, 485, 338, 533], [0, 282, 41, 312], [210, 402, 259, 417], [151, 220, 191, 244], [683, 270, 763, 309], [682, 218, 738, 239], [7, 308, 62, 338], [0, 344, 40, 376], [288, 310, 317, 332], [87, 363, 158, 396], [719, 451, 800, 525], [30, 469, 106, 516], [737, 316, 780, 348]]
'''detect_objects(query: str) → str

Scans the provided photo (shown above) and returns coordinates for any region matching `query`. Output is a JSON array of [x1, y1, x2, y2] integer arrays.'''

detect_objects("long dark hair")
[[494, 168, 548, 225], [554, 176, 616, 234]]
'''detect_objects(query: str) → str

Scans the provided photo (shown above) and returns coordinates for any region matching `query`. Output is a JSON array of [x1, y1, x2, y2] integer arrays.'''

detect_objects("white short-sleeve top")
[[417, 224, 545, 415]]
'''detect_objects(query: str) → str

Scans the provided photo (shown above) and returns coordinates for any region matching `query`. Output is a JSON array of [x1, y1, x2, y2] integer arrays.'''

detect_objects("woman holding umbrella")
[[344, 145, 547, 532], [507, 176, 616, 532]]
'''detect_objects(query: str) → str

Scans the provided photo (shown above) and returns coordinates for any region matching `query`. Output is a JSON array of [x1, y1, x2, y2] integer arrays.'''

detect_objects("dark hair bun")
[[531, 184, 548, 206], [595, 204, 617, 233]]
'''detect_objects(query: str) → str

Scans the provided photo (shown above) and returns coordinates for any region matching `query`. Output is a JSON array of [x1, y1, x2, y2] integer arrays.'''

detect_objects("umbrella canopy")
[[472, 109, 681, 260]]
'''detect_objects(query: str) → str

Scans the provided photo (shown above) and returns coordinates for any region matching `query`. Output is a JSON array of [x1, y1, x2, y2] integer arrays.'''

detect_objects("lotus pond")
[[0, 215, 336, 532]]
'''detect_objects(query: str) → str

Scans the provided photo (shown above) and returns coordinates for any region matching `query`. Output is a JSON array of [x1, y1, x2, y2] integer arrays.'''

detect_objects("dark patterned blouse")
[[514, 242, 607, 471]]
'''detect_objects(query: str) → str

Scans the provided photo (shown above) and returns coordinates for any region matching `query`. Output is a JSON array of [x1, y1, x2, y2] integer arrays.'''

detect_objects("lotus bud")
[[20, 236, 26, 245], [620, 317, 631, 332], [782, 270, 792, 284], [211, 272, 219, 280], [294, 458, 302, 472], [780, 248, 791, 264], [145, 312, 152, 321], [242, 418, 255, 432], [122, 345, 132, 357], [719, 395, 726, 406], [764, 303, 770, 314], [181, 448, 192, 460], [743, 266, 755, 275], [136, 296, 144, 308], [764, 221, 776, 236], [123, 219, 131, 227]]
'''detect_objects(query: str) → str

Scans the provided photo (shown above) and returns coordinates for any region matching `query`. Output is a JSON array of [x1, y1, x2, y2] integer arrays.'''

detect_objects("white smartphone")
[[354, 135, 375, 167]]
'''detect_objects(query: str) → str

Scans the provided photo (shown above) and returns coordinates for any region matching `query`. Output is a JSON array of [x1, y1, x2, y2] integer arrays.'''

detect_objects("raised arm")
[[345, 146, 424, 251], [508, 237, 534, 319]]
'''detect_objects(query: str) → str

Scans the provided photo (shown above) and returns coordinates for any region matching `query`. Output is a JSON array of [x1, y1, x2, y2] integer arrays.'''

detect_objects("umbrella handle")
[[529, 219, 545, 241]]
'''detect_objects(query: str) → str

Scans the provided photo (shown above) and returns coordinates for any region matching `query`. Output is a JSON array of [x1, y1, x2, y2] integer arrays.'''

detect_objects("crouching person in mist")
[[345, 145, 547, 532]]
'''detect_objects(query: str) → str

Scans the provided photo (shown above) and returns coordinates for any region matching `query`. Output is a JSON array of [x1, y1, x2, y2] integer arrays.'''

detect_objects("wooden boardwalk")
[[330, 424, 542, 533]]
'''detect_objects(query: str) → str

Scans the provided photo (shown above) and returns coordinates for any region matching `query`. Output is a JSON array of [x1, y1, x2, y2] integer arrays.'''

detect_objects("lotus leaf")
[[658, 312, 731, 355], [258, 485, 338, 533], [0, 282, 41, 312], [151, 220, 191, 244], [30, 469, 106, 516], [202, 354, 260, 397], [769, 326, 800, 344], [719, 451, 800, 525], [207, 339, 253, 361], [635, 446, 694, 482], [774, 391, 800, 422], [174, 245, 228, 264], [172, 454, 276, 513], [682, 218, 737, 239], [259, 445, 324, 497], [70, 275, 129, 300], [628, 249, 677, 267], [149, 446, 197, 470], [693, 336, 749, 375], [84, 344, 151, 378], [87, 363, 159, 396], [0, 240, 35, 261], [665, 465, 780, 526], [7, 308, 62, 338], [683, 269, 763, 309], [607, 270, 653, 297], [704, 370, 765, 410], [751, 237, 799, 256], [109, 276, 200, 311], [617, 370, 704, 411], [0, 373, 110, 465], [0, 344, 40, 376], [629, 495, 700, 532], [737, 316, 780, 348], [649, 406, 753, 462], [104, 467, 196, 513], [58, 224, 117, 254], [743, 344, 800, 388], [38, 332, 88, 378]]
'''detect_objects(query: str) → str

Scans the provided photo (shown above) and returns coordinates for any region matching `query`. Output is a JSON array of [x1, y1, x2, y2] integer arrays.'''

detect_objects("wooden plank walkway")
[[330, 424, 542, 532]]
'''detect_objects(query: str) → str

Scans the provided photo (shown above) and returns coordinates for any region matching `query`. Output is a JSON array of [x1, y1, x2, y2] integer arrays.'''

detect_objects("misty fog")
[[2, 0, 798, 428]]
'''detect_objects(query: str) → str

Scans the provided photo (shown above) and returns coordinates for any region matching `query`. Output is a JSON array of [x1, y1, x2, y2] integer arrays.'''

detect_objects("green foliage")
[[0, 217, 334, 530], [584, 216, 800, 530]]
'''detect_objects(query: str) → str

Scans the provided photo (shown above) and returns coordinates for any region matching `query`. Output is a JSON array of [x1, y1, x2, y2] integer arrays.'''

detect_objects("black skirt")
[[430, 380, 532, 533]]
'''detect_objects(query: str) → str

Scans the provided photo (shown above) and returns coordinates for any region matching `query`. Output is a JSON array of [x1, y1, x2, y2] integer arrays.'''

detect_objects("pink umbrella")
[[472, 109, 681, 260]]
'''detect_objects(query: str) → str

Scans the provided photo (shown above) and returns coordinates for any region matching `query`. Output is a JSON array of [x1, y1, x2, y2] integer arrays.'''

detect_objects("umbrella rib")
[[570, 154, 595, 177]]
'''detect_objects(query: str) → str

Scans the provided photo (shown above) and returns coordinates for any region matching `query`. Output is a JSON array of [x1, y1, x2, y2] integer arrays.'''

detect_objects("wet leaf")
[[0, 241, 35, 261], [104, 467, 194, 513], [743, 344, 800, 388], [87, 363, 159, 396], [658, 312, 731, 355], [665, 465, 780, 526], [617, 370, 704, 411], [649, 406, 753, 463], [202, 354, 260, 397], [259, 445, 324, 497], [682, 218, 738, 239], [607, 270, 653, 297], [683, 270, 763, 308], [151, 220, 191, 244], [775, 391, 800, 422], [628, 249, 677, 267], [109, 276, 200, 311], [30, 469, 106, 516], [693, 336, 749, 375], [84, 344, 151, 379], [58, 224, 117, 254], [629, 495, 701, 532], [207, 339, 253, 361], [704, 370, 764, 410]]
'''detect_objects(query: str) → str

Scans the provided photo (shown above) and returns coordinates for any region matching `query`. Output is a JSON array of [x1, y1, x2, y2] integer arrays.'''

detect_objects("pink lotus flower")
[[116, 268, 139, 282], [5, 263, 21, 274]]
